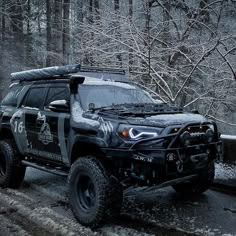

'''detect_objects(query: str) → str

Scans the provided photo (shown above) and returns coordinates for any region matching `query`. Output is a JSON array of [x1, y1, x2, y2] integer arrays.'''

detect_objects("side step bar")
[[21, 160, 68, 177]]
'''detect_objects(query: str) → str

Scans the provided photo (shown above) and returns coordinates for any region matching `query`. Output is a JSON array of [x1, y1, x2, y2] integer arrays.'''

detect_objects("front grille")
[[170, 125, 210, 134], [171, 124, 214, 146]]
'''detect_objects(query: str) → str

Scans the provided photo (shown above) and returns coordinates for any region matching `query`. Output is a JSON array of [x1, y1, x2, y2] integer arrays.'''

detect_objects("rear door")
[[21, 85, 48, 157]]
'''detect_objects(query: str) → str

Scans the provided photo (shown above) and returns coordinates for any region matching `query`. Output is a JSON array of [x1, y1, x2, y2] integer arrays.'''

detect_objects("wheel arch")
[[70, 141, 106, 165], [0, 127, 15, 140]]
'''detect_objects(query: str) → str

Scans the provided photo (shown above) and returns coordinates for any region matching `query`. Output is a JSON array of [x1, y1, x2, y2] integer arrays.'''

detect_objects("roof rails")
[[11, 64, 126, 82], [79, 66, 125, 75]]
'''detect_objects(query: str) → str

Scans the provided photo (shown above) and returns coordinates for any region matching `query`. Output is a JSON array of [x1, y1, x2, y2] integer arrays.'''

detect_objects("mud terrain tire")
[[172, 162, 215, 195], [0, 140, 26, 188], [69, 157, 118, 228]]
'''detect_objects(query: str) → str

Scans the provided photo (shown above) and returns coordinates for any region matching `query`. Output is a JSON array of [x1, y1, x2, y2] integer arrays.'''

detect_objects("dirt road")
[[0, 168, 235, 236]]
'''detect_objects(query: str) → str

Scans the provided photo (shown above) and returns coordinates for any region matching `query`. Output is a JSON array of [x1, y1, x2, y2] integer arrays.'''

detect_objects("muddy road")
[[0, 168, 235, 236]]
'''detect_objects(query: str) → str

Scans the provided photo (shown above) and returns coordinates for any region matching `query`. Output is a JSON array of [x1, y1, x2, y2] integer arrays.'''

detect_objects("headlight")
[[118, 125, 162, 140], [205, 128, 214, 142]]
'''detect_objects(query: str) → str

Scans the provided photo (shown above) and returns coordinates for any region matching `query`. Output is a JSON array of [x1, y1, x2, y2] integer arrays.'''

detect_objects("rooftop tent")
[[11, 64, 80, 81], [11, 64, 127, 82]]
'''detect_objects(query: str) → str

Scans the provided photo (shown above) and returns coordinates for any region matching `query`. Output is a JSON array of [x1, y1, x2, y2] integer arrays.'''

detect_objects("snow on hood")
[[146, 113, 207, 126]]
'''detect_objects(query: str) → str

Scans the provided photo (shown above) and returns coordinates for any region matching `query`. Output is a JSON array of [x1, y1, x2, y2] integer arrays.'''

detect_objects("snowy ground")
[[0, 167, 235, 236], [215, 162, 236, 187]]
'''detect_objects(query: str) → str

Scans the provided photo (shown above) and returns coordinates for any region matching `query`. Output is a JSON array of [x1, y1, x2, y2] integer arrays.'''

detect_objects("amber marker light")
[[121, 129, 129, 138]]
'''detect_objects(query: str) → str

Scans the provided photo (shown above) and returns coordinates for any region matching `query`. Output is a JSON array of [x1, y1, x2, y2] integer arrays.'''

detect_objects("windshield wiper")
[[89, 104, 127, 112]]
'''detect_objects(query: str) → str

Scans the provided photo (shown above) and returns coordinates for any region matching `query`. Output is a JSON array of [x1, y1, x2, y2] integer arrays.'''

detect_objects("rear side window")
[[45, 86, 70, 107], [23, 87, 46, 109], [1, 84, 22, 106]]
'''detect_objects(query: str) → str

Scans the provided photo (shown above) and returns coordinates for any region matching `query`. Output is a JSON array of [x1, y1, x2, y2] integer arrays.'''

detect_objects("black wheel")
[[0, 140, 26, 188], [69, 157, 122, 228], [172, 162, 215, 195]]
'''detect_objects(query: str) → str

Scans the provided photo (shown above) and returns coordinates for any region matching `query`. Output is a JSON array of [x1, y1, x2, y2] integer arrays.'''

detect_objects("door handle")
[[14, 116, 21, 120]]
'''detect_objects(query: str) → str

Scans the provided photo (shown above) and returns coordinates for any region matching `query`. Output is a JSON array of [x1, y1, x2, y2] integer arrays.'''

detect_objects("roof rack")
[[11, 64, 126, 82], [79, 66, 125, 75]]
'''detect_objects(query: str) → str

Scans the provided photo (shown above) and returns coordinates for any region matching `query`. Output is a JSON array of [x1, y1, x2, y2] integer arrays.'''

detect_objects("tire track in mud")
[[3, 168, 228, 236], [0, 166, 199, 236], [0, 185, 176, 236], [0, 189, 96, 236]]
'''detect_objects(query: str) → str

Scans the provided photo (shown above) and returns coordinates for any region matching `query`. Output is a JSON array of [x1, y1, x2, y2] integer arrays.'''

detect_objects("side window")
[[1, 85, 22, 106], [45, 86, 70, 107], [23, 87, 46, 109]]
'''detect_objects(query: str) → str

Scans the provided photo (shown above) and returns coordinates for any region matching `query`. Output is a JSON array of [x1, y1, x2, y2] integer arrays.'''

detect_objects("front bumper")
[[102, 122, 222, 184], [103, 141, 221, 165]]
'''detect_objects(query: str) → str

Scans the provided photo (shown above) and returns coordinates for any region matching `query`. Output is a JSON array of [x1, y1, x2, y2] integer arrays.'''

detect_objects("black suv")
[[0, 65, 221, 227]]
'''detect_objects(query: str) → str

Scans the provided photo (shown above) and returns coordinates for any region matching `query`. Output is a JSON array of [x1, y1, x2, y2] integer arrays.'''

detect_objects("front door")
[[41, 85, 70, 164]]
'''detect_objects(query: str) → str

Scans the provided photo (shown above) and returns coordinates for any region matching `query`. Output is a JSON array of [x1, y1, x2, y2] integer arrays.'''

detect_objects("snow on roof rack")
[[11, 64, 126, 82], [79, 66, 125, 75]]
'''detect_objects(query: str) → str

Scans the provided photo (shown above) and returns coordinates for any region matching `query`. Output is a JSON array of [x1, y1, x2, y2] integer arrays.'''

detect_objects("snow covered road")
[[0, 167, 235, 236]]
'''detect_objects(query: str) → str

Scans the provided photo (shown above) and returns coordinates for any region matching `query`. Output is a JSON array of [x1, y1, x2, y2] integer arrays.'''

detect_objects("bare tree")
[[63, 0, 71, 64]]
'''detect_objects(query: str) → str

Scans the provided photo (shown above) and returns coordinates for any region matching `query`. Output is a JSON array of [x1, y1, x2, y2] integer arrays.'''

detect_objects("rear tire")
[[0, 140, 26, 188], [172, 162, 215, 195], [69, 157, 122, 228]]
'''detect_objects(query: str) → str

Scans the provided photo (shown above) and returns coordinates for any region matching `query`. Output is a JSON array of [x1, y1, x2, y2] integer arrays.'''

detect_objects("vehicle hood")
[[94, 103, 207, 127], [144, 113, 207, 126]]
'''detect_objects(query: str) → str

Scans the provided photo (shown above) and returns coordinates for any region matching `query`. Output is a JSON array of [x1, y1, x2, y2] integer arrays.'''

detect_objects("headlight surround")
[[117, 124, 163, 140], [205, 128, 214, 142]]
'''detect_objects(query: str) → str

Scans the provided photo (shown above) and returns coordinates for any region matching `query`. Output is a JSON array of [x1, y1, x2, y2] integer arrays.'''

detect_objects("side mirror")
[[48, 100, 69, 112]]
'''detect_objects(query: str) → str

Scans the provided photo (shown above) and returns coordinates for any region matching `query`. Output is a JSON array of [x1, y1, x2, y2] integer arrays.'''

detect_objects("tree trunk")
[[129, 0, 133, 18], [94, 0, 100, 22], [25, 0, 33, 66], [114, 0, 122, 66], [54, 0, 63, 65], [1, 0, 5, 42], [10, 0, 24, 69], [74, 0, 84, 63], [63, 0, 70, 64], [128, 0, 133, 73], [46, 0, 52, 66], [114, 0, 119, 11]]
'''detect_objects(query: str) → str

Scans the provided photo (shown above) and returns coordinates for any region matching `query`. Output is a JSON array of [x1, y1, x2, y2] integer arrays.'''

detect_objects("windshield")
[[78, 83, 154, 110]]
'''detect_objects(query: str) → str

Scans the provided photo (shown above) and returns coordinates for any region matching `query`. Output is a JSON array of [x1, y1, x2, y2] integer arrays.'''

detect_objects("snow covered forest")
[[0, 0, 236, 133]]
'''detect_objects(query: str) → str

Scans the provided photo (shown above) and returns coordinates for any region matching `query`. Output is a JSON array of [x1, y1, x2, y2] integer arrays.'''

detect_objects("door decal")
[[37, 112, 53, 145]]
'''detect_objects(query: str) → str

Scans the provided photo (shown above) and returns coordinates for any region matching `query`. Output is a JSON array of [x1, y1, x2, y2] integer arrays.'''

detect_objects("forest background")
[[0, 0, 236, 133]]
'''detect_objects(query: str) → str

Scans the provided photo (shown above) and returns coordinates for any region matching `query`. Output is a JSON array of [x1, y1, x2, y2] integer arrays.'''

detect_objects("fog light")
[[181, 131, 191, 146], [206, 129, 214, 143], [167, 153, 176, 161]]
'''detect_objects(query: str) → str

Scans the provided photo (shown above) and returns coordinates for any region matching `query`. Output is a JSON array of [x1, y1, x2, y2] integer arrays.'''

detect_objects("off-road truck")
[[0, 64, 222, 227]]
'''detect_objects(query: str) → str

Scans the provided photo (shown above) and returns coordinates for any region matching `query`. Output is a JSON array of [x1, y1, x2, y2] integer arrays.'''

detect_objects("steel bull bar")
[[128, 121, 222, 170], [130, 121, 219, 149]]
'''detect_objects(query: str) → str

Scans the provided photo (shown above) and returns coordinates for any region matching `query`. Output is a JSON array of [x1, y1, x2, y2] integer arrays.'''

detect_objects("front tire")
[[0, 140, 26, 188], [172, 162, 215, 195], [69, 157, 116, 228]]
